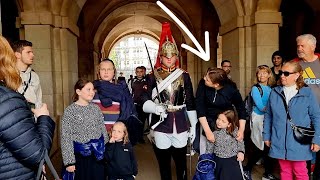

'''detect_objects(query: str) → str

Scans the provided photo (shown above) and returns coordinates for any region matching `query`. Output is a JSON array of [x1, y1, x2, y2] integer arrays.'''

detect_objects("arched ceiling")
[[210, 0, 239, 24], [100, 15, 162, 55], [94, 2, 195, 55], [78, 0, 214, 56], [16, 0, 226, 55]]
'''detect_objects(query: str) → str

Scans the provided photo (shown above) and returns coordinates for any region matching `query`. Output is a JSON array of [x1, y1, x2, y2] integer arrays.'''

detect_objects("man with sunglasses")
[[293, 34, 320, 180]]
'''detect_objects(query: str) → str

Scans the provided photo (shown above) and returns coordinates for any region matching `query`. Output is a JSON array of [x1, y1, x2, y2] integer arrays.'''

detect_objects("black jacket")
[[131, 77, 147, 106], [0, 85, 55, 180], [105, 141, 138, 177]]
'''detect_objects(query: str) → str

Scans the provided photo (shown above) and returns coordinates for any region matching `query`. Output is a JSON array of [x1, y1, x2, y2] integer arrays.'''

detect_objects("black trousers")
[[74, 154, 105, 180], [135, 105, 148, 140], [313, 152, 320, 180], [245, 144, 275, 174], [153, 144, 187, 180]]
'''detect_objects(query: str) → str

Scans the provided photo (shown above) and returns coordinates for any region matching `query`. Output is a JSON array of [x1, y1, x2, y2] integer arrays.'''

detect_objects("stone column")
[[93, 50, 100, 80], [60, 28, 78, 108], [24, 24, 54, 112], [186, 51, 198, 92], [254, 12, 282, 66], [220, 17, 246, 95], [219, 12, 281, 96]]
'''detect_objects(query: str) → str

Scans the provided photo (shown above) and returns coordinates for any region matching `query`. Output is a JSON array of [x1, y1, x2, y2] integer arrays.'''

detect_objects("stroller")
[[193, 153, 216, 180]]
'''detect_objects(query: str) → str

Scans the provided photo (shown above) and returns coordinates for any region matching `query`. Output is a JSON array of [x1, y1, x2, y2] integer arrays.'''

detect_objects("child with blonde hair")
[[105, 121, 138, 180]]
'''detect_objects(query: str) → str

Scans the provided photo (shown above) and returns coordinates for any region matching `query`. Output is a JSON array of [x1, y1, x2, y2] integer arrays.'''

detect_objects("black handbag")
[[281, 96, 315, 144], [292, 125, 315, 144]]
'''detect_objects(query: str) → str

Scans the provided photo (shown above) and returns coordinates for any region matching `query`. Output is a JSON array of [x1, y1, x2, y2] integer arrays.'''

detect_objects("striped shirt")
[[92, 98, 120, 131]]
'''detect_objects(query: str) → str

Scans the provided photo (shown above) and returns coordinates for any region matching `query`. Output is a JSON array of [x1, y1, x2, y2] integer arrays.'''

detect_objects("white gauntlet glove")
[[187, 110, 198, 144], [143, 100, 167, 118]]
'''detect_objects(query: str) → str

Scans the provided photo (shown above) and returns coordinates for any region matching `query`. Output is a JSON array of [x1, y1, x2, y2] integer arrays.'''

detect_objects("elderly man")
[[293, 34, 320, 180]]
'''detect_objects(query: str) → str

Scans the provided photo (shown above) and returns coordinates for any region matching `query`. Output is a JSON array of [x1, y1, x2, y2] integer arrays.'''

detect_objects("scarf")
[[93, 80, 136, 120]]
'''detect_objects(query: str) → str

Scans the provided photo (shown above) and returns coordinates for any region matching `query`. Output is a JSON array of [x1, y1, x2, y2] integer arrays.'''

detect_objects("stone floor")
[[48, 136, 270, 180]]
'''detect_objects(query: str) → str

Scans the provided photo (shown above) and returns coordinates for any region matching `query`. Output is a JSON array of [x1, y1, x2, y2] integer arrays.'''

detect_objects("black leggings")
[[153, 144, 187, 180], [245, 145, 275, 174], [313, 152, 320, 179]]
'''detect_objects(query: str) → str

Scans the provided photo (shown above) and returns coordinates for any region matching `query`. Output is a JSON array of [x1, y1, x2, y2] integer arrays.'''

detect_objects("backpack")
[[244, 83, 263, 120]]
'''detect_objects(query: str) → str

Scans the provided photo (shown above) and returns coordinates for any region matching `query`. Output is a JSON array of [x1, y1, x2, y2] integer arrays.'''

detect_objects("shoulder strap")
[[151, 69, 184, 100], [21, 72, 32, 96], [36, 150, 60, 180], [254, 83, 263, 97], [280, 95, 290, 119], [280, 94, 296, 128]]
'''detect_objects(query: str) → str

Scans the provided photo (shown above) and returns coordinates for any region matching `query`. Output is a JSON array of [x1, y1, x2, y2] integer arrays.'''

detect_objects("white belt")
[[166, 104, 186, 112]]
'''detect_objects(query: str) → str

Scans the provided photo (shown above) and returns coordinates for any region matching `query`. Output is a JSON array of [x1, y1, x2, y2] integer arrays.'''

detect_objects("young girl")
[[206, 110, 245, 180], [244, 65, 277, 180], [105, 121, 138, 180], [61, 79, 109, 180]]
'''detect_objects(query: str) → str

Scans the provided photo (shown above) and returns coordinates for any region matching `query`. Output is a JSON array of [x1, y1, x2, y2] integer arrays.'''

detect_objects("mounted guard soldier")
[[143, 22, 198, 180]]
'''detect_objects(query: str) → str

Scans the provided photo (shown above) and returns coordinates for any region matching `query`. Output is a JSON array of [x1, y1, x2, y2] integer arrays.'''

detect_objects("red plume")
[[154, 22, 179, 69]]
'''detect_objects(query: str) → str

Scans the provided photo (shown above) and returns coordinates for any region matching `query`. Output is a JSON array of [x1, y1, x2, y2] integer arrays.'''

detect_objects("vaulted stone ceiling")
[[77, 0, 219, 57]]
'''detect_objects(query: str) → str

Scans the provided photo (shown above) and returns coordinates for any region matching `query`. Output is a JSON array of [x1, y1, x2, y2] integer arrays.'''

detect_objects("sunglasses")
[[279, 70, 295, 77]]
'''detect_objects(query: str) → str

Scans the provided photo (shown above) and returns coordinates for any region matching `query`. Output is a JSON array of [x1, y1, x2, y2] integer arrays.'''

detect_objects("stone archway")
[[280, 0, 320, 60], [79, 0, 219, 91], [0, 0, 19, 42], [209, 0, 282, 94]]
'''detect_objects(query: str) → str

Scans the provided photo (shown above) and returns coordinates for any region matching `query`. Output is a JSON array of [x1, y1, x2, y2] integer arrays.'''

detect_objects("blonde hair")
[[0, 36, 21, 90], [255, 65, 275, 86], [110, 121, 129, 144]]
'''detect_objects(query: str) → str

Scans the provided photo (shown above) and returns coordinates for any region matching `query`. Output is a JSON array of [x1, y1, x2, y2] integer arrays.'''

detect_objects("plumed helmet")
[[154, 22, 180, 69], [160, 37, 179, 58]]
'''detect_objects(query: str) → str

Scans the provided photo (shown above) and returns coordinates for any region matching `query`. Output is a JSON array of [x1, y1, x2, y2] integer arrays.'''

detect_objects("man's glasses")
[[279, 70, 295, 77]]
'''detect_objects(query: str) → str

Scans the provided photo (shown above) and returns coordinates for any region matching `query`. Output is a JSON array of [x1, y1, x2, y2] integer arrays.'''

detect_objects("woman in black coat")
[[195, 68, 246, 154], [0, 35, 55, 180]]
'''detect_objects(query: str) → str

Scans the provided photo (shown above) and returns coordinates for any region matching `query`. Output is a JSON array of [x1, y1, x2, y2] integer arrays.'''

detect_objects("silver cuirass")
[[156, 70, 185, 112]]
